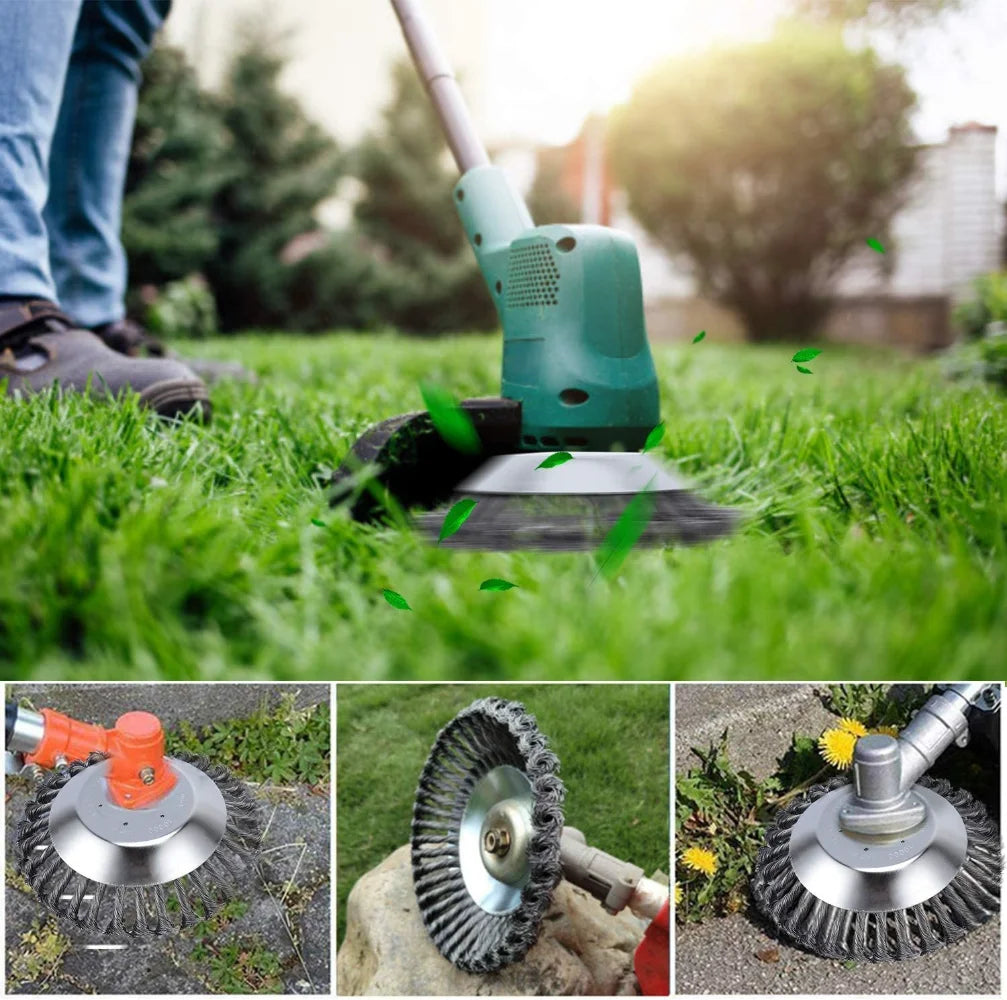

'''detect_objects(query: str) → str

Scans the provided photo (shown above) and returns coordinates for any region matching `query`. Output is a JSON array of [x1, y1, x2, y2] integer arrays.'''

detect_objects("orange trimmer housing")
[[24, 709, 177, 809]]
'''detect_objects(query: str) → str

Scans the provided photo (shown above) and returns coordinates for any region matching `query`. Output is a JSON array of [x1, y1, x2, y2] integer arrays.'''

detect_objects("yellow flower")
[[681, 846, 718, 876], [675, 883, 683, 905], [819, 728, 857, 769], [836, 718, 868, 737], [872, 725, 899, 738]]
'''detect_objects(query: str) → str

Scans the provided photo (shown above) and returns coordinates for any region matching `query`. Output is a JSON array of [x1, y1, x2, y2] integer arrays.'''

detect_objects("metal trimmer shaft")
[[389, 0, 489, 174], [843, 682, 996, 836]]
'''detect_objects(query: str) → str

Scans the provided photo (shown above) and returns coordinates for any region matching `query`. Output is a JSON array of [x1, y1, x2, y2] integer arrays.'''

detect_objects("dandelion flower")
[[681, 846, 718, 876], [836, 718, 868, 737], [675, 883, 683, 905], [872, 725, 899, 738], [819, 727, 857, 769]]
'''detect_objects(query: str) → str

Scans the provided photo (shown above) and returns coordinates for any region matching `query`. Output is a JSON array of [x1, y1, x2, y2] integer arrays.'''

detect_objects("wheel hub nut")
[[483, 827, 511, 856], [139, 766, 155, 785]]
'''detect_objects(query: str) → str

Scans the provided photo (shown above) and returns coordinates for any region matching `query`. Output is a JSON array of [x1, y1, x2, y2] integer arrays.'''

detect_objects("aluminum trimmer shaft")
[[843, 682, 995, 835], [389, 0, 489, 173], [560, 827, 667, 919]]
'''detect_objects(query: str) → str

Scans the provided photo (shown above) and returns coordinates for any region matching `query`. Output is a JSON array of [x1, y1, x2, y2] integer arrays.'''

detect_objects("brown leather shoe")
[[0, 300, 210, 420], [91, 317, 256, 385]]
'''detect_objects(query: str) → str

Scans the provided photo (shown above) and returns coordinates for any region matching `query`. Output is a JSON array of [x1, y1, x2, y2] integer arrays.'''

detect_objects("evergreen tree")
[[123, 44, 229, 288], [207, 25, 346, 330], [352, 61, 497, 334]]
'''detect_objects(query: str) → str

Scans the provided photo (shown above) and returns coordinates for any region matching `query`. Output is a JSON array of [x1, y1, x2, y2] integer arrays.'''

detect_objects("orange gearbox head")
[[25, 709, 177, 808]]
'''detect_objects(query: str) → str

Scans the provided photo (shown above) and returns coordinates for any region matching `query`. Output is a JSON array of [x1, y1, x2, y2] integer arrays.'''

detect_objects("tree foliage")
[[205, 26, 349, 330], [608, 23, 918, 341], [792, 0, 967, 30], [123, 45, 228, 287], [351, 61, 497, 333]]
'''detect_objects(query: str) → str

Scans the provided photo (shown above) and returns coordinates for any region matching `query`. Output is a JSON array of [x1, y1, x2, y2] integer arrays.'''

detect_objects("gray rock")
[[336, 844, 644, 996]]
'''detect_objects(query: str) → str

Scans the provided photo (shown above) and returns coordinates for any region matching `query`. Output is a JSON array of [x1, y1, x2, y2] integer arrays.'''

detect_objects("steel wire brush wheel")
[[15, 751, 262, 937], [417, 452, 737, 551], [752, 775, 1001, 961], [411, 698, 565, 972]]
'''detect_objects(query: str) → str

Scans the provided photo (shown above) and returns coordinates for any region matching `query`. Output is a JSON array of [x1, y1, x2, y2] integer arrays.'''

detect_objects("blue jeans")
[[0, 0, 170, 326]]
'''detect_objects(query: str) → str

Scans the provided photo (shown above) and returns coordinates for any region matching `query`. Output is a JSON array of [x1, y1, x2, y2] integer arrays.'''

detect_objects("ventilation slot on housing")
[[505, 241, 560, 309]]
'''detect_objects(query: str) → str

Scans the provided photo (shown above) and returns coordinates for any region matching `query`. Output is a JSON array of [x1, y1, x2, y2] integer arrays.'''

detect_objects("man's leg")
[[0, 0, 208, 419], [0, 1, 82, 302], [45, 0, 171, 327]]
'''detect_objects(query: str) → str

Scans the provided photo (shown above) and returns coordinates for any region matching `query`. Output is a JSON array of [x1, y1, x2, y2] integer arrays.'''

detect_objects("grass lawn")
[[0, 332, 1003, 678], [335, 683, 670, 944]]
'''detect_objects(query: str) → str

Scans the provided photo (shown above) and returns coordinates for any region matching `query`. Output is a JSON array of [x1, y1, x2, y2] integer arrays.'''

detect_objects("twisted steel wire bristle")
[[15, 751, 262, 938], [751, 775, 1001, 962], [411, 698, 565, 973], [419, 490, 738, 551]]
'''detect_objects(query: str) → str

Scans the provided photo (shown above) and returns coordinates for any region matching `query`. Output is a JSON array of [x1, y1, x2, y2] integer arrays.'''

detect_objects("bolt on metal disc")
[[48, 758, 228, 887], [459, 766, 532, 913], [789, 782, 968, 912]]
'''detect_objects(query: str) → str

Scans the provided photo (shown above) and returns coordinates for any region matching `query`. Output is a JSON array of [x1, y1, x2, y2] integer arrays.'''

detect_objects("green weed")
[[5, 918, 70, 992], [165, 693, 330, 786]]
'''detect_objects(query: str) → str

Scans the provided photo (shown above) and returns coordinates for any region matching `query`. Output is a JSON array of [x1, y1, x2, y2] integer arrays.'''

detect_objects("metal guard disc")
[[789, 782, 967, 912], [49, 757, 228, 887]]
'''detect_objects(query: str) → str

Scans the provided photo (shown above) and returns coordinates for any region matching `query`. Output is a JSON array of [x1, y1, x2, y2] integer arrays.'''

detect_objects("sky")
[[165, 0, 1006, 194]]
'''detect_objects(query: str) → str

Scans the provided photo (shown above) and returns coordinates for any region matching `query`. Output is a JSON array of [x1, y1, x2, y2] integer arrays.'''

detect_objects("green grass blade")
[[438, 498, 478, 542], [594, 484, 658, 581], [419, 382, 480, 455], [537, 451, 573, 469]]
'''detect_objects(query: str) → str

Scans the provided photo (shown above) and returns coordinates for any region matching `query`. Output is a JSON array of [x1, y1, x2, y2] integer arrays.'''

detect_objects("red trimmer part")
[[634, 898, 670, 996], [24, 708, 176, 809]]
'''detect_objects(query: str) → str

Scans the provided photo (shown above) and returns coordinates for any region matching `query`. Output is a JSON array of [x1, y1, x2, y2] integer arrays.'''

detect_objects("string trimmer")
[[410, 698, 669, 993], [752, 683, 1001, 961], [5, 701, 262, 937], [331, 0, 736, 551]]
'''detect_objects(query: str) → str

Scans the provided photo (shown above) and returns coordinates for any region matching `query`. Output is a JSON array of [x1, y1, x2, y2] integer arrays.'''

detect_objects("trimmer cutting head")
[[417, 451, 737, 550], [411, 698, 565, 972], [752, 775, 1000, 961], [16, 751, 262, 937]]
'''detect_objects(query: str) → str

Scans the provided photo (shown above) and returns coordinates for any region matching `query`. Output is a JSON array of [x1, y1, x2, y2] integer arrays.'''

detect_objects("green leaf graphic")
[[692, 330, 706, 343], [480, 578, 518, 591], [643, 423, 665, 453], [439, 498, 478, 542], [866, 237, 885, 254], [382, 589, 411, 611], [792, 348, 821, 363], [310, 518, 326, 528], [796, 365, 813, 374], [537, 451, 573, 469], [420, 383, 480, 455], [595, 485, 657, 581]]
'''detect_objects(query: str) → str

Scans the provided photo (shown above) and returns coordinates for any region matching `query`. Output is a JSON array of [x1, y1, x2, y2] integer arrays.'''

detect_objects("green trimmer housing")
[[454, 165, 658, 451]]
